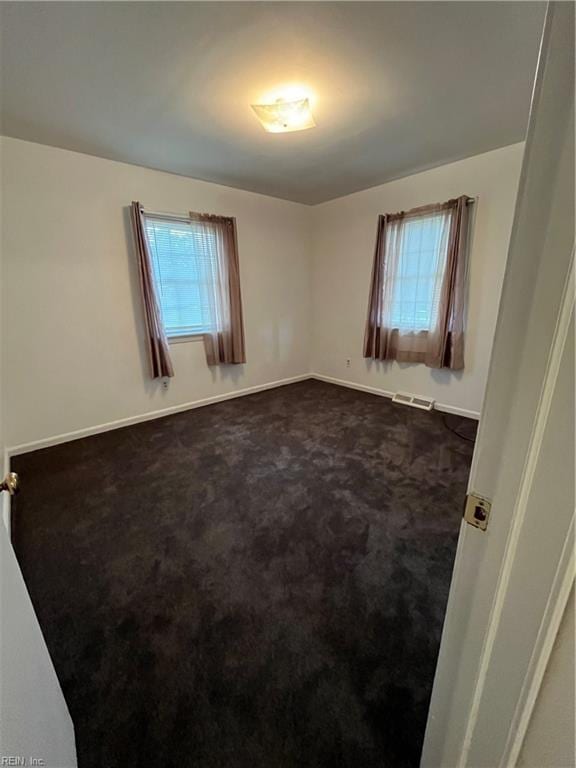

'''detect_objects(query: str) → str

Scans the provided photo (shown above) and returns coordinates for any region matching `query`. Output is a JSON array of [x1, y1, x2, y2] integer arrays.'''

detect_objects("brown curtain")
[[189, 213, 246, 365], [363, 196, 470, 370], [130, 202, 174, 379], [426, 196, 469, 368]]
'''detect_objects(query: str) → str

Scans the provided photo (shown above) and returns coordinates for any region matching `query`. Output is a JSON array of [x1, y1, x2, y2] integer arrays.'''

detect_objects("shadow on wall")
[[210, 364, 246, 386], [429, 366, 464, 388], [364, 358, 465, 388]]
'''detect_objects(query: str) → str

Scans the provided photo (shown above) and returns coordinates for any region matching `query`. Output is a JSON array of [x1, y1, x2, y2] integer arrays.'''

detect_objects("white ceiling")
[[0, 2, 545, 205]]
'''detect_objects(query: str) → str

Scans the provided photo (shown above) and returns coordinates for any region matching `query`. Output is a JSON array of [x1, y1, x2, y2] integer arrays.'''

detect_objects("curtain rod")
[[143, 198, 476, 221]]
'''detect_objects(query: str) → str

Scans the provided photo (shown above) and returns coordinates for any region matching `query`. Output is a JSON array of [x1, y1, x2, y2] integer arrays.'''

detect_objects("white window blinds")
[[144, 215, 218, 338]]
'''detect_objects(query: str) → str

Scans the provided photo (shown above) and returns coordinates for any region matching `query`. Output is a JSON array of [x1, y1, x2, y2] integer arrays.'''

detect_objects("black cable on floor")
[[442, 413, 476, 442]]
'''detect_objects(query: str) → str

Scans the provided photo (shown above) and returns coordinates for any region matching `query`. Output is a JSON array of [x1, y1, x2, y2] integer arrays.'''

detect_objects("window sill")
[[167, 334, 205, 345]]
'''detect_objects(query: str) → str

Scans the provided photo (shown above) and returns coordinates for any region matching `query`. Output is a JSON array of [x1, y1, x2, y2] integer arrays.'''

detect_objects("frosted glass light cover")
[[251, 98, 315, 133]]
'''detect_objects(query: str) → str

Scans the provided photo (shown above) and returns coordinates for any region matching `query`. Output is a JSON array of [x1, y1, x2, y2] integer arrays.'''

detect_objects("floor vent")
[[392, 392, 435, 411]]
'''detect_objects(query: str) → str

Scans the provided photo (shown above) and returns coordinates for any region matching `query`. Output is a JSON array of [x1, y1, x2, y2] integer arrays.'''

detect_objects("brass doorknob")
[[0, 472, 19, 495]]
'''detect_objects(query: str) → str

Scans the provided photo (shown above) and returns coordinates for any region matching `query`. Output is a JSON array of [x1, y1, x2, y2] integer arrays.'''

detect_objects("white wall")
[[519, 589, 575, 768], [311, 143, 524, 417], [1, 137, 312, 448]]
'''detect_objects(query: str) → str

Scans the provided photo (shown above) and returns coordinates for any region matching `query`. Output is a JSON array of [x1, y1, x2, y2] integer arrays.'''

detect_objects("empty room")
[[0, 2, 574, 768]]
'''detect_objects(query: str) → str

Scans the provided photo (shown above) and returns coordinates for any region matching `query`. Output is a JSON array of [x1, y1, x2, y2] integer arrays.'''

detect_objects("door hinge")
[[464, 492, 491, 531]]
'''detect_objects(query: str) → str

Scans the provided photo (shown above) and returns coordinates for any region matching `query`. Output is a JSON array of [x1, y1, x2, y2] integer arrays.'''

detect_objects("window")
[[388, 212, 448, 333], [144, 215, 218, 338], [364, 196, 470, 369]]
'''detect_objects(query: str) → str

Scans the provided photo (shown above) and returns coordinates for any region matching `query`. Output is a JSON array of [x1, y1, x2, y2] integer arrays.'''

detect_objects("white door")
[[421, 3, 574, 766], [0, 515, 77, 766]]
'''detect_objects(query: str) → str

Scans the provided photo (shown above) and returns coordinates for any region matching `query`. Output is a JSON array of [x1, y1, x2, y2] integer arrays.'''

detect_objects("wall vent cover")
[[392, 392, 435, 411]]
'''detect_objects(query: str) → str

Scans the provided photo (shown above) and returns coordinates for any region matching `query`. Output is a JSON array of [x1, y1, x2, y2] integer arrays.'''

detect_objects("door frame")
[[421, 3, 575, 766]]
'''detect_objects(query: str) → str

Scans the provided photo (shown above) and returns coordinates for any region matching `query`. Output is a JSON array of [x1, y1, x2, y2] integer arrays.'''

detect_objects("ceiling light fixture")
[[251, 97, 315, 133]]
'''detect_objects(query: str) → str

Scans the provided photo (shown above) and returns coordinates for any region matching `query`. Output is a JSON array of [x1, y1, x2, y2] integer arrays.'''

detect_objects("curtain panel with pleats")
[[188, 212, 246, 366], [363, 195, 470, 370], [130, 201, 174, 379]]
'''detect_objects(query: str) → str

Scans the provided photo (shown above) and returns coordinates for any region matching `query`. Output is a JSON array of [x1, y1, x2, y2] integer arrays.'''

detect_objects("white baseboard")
[[7, 374, 311, 457], [310, 373, 480, 420], [431, 401, 481, 420], [311, 373, 395, 400], [7, 371, 479, 457]]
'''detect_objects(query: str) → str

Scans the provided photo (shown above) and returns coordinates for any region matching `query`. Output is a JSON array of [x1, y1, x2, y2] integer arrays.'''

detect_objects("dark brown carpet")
[[12, 380, 475, 768]]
